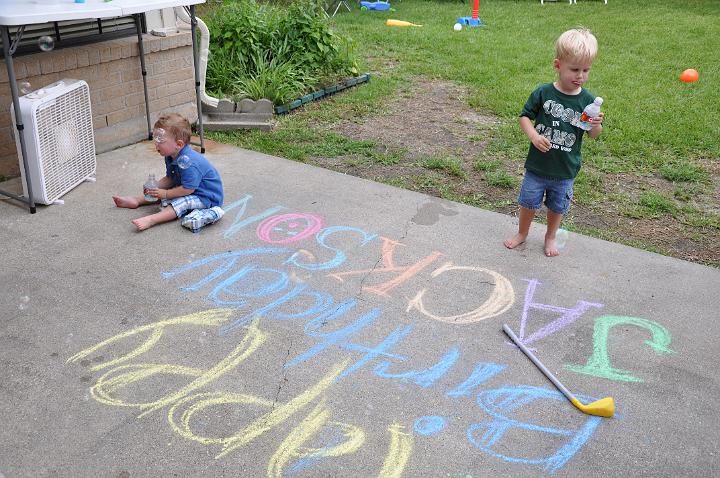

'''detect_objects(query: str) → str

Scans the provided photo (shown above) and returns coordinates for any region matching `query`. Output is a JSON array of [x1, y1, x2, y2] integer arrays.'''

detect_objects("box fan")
[[11, 79, 96, 205]]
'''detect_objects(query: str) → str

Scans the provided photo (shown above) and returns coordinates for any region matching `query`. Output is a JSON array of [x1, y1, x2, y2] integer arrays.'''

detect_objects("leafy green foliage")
[[205, 0, 357, 104], [276, 1, 357, 81], [233, 45, 317, 104]]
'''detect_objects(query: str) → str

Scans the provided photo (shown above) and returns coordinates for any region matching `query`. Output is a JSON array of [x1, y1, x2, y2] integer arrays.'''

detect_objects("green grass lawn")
[[203, 0, 719, 265], [330, 0, 719, 171]]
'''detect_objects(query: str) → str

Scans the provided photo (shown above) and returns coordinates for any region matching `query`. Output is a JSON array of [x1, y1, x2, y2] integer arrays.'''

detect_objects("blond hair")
[[154, 113, 191, 144], [555, 28, 598, 63]]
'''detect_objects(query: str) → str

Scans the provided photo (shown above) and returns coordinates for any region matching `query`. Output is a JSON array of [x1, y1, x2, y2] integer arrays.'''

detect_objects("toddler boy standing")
[[504, 28, 604, 256]]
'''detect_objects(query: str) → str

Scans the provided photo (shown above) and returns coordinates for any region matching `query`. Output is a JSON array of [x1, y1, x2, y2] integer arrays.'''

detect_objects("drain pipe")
[[174, 7, 219, 109]]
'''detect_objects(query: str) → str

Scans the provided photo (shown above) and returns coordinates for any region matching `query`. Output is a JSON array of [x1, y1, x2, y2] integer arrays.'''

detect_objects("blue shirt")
[[165, 145, 224, 207]]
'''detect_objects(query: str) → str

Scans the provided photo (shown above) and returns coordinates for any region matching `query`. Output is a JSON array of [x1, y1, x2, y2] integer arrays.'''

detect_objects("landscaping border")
[[274, 73, 371, 114]]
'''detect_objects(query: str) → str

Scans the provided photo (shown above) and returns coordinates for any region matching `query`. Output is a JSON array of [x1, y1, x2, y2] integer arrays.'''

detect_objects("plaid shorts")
[[180, 206, 225, 233], [162, 194, 207, 217]]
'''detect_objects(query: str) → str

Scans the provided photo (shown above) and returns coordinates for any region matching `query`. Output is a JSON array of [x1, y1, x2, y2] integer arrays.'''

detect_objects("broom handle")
[[503, 324, 576, 401]]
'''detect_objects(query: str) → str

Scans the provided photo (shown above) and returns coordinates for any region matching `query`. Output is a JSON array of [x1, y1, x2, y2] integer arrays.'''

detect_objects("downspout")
[[174, 7, 219, 109]]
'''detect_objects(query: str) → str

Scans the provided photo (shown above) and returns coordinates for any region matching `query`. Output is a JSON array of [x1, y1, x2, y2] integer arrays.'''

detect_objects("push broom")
[[503, 324, 615, 418]]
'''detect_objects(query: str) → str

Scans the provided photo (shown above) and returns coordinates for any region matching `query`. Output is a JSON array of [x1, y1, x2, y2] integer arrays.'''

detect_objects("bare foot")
[[544, 237, 560, 257], [131, 216, 155, 231], [113, 196, 141, 209], [504, 233, 527, 249]]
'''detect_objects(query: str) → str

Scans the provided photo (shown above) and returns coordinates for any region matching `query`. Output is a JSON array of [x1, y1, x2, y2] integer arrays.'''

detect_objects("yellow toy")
[[386, 19, 422, 27], [503, 324, 615, 418]]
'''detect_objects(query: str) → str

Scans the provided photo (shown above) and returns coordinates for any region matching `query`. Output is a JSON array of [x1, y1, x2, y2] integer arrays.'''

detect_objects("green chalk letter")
[[566, 315, 675, 382]]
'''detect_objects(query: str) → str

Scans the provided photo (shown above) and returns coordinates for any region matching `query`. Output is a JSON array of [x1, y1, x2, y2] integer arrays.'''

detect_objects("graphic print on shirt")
[[535, 99, 581, 153]]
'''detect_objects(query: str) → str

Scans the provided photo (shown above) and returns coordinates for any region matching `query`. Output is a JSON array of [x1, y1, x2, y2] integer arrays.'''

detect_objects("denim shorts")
[[517, 170, 574, 214]]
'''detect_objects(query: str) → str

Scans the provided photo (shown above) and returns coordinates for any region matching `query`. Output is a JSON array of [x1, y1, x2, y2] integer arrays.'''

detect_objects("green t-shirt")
[[520, 83, 596, 179]]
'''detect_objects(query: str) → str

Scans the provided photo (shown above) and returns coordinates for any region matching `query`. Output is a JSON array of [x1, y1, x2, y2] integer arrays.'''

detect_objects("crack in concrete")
[[355, 254, 383, 303], [271, 339, 293, 411], [400, 203, 417, 241], [354, 202, 417, 302]]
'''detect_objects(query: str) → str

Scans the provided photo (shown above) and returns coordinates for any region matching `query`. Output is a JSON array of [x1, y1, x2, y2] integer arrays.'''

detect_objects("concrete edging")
[[201, 74, 371, 130], [274, 73, 371, 115]]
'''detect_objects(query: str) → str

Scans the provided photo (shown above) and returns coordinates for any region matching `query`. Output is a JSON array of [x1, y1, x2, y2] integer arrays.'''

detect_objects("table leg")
[[134, 14, 152, 140], [189, 4, 205, 153], [1, 25, 36, 213]]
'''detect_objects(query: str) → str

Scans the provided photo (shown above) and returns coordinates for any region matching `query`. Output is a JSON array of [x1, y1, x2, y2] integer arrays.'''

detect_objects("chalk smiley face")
[[257, 213, 324, 244]]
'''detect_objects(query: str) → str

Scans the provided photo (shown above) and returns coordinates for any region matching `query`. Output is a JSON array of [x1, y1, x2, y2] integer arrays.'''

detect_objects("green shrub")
[[277, 1, 357, 80], [205, 0, 357, 104], [233, 42, 317, 104], [207, 0, 275, 65], [205, 48, 243, 98]]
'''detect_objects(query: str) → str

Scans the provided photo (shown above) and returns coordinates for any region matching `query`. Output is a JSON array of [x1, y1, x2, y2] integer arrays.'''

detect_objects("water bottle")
[[143, 174, 158, 202], [578, 97, 603, 131]]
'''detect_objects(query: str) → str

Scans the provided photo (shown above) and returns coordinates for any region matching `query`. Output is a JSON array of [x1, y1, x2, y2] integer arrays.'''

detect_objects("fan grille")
[[35, 82, 95, 203]]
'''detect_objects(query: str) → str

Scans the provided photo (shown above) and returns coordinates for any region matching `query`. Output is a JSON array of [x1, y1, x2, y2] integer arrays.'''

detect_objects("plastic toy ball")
[[679, 68, 699, 83], [454, 23, 462, 31]]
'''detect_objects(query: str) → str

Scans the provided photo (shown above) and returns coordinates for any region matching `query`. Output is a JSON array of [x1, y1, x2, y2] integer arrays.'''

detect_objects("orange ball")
[[679, 68, 699, 83]]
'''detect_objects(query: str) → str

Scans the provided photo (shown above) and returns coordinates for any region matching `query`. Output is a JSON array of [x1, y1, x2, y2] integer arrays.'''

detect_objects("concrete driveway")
[[1, 140, 719, 477]]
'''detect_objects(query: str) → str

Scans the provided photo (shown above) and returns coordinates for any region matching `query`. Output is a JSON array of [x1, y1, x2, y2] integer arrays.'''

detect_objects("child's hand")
[[145, 187, 163, 199], [590, 112, 605, 127], [588, 112, 604, 139], [531, 134, 552, 153]]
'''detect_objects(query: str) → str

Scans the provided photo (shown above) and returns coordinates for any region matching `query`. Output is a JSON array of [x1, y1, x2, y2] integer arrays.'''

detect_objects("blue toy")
[[360, 1, 391, 11], [456, 0, 483, 27]]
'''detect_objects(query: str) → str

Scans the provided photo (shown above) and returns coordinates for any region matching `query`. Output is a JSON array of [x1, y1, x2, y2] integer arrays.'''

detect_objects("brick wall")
[[0, 31, 198, 179]]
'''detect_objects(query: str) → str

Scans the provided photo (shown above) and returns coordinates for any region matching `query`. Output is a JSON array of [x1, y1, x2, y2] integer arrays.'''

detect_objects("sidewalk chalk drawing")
[[566, 315, 675, 382], [67, 193, 677, 476]]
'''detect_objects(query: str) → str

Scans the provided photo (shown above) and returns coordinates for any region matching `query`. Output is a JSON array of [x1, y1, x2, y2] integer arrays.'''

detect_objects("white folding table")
[[1, 0, 206, 213]]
